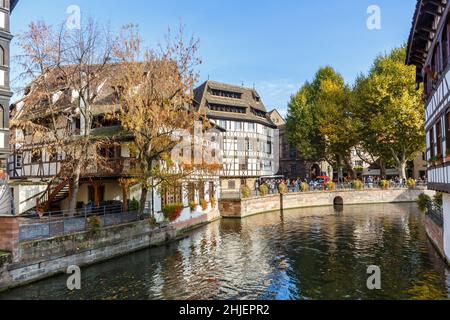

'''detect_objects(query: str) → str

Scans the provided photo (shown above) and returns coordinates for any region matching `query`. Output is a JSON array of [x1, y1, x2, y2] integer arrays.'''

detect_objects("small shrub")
[[278, 182, 287, 194], [380, 180, 390, 190], [300, 182, 309, 192], [210, 197, 217, 208], [200, 199, 209, 211], [189, 201, 197, 211], [259, 184, 269, 196], [417, 193, 432, 213], [129, 198, 139, 211], [433, 192, 443, 210], [407, 178, 416, 189], [353, 180, 364, 190], [87, 216, 101, 235], [241, 186, 251, 199], [325, 181, 336, 191], [148, 217, 157, 228], [163, 203, 183, 222]]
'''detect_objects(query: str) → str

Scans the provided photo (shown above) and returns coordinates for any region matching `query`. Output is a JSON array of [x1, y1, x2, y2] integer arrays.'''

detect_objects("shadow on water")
[[0, 202, 449, 300]]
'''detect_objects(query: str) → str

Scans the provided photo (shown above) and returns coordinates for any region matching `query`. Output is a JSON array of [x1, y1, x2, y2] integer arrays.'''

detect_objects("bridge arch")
[[333, 196, 344, 206]]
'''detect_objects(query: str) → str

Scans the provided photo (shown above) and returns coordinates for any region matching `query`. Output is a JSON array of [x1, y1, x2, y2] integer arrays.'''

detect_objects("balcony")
[[82, 158, 140, 178]]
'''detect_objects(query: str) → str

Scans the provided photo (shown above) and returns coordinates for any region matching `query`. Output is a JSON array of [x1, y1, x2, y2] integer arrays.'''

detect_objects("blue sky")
[[11, 0, 417, 115]]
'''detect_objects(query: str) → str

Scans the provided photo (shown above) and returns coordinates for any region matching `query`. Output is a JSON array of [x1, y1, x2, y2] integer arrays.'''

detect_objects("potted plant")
[[241, 186, 251, 199], [189, 201, 198, 212], [353, 180, 364, 190], [200, 199, 209, 211], [163, 203, 184, 222], [278, 182, 287, 194], [445, 149, 450, 162], [436, 154, 444, 166], [87, 216, 101, 235], [380, 180, 390, 190], [325, 181, 336, 191], [300, 182, 309, 192], [210, 197, 217, 208], [259, 184, 269, 196], [406, 178, 416, 189]]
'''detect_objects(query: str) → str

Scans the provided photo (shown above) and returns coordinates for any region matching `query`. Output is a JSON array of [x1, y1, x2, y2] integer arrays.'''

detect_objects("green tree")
[[353, 47, 425, 179], [286, 67, 358, 181]]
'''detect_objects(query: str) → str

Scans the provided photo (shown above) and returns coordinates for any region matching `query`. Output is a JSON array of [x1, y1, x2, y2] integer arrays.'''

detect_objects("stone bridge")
[[219, 188, 436, 219]]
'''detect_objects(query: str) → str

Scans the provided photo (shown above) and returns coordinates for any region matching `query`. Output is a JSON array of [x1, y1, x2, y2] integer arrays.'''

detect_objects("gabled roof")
[[406, 0, 447, 80], [267, 109, 286, 127], [193, 80, 277, 128], [11, 0, 18, 12]]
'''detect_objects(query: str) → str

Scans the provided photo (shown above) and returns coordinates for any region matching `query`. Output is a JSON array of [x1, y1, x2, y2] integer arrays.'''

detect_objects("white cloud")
[[255, 80, 303, 117]]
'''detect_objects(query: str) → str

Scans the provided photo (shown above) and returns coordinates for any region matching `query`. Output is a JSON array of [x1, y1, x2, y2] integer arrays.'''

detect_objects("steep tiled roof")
[[406, 0, 446, 79], [193, 80, 277, 128], [11, 0, 18, 11]]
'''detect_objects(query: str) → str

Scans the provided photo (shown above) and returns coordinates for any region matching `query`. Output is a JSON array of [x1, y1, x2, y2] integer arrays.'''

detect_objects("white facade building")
[[193, 81, 279, 193]]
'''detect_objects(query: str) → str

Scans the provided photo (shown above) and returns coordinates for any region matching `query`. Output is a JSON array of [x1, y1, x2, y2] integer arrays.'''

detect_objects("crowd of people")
[[256, 175, 427, 194]]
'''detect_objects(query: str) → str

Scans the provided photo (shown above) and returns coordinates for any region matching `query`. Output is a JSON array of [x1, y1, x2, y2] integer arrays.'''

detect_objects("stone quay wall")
[[0, 209, 220, 291], [220, 189, 436, 218]]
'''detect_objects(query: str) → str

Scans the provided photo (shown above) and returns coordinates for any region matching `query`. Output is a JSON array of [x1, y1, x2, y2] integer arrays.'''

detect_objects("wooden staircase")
[[36, 176, 71, 214]]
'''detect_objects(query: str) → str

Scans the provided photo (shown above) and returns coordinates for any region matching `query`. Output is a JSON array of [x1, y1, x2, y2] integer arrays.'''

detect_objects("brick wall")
[[0, 217, 19, 258], [424, 215, 446, 263], [219, 200, 242, 218]]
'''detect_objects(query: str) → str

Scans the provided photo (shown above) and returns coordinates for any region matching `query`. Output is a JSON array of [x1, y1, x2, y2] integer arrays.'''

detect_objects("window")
[[15, 155, 22, 168], [429, 128, 435, 159], [437, 120, 443, 156], [161, 185, 183, 208], [443, 22, 450, 68], [432, 43, 442, 85], [289, 147, 297, 159], [31, 150, 42, 164], [248, 123, 255, 132], [446, 111, 450, 155], [187, 183, 195, 203], [198, 182, 205, 201], [209, 182, 215, 198], [0, 46, 4, 66], [208, 103, 246, 114], [99, 145, 121, 159], [266, 141, 272, 155], [228, 180, 236, 190], [210, 89, 242, 99], [251, 108, 266, 118], [0, 105, 4, 128], [88, 185, 105, 204]]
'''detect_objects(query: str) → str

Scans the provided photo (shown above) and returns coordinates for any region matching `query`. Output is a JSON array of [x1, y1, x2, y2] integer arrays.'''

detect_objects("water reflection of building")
[[406, 0, 450, 263]]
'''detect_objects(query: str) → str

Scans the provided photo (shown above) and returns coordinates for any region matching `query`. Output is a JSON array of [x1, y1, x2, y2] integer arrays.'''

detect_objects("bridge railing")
[[221, 181, 428, 200]]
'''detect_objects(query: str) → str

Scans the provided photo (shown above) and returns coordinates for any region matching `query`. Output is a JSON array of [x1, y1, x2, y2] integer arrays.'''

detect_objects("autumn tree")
[[13, 19, 116, 214], [113, 25, 207, 217], [353, 47, 425, 180]]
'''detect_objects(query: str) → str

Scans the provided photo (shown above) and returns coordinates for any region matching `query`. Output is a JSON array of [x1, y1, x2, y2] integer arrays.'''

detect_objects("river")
[[1, 203, 449, 300]]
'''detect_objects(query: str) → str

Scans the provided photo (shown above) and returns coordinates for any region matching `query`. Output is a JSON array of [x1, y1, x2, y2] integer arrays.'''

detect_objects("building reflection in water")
[[0, 203, 449, 300]]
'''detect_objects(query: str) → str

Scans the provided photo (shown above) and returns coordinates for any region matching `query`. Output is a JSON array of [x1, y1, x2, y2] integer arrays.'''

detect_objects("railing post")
[[84, 206, 87, 232], [103, 205, 106, 227]]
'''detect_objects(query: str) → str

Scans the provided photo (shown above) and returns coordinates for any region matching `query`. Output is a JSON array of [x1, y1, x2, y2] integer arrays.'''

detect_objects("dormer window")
[[252, 92, 261, 102], [210, 89, 242, 99], [208, 103, 246, 114]]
